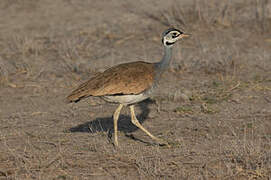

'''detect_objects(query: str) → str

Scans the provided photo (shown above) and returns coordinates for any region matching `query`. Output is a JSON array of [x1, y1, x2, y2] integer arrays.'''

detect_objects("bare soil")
[[0, 0, 271, 179]]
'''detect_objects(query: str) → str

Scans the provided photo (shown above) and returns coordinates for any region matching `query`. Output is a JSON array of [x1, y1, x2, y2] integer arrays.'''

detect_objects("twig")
[[226, 81, 240, 92]]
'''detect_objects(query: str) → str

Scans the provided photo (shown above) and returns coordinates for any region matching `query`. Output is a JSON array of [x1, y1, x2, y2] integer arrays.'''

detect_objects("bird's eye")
[[172, 32, 179, 38]]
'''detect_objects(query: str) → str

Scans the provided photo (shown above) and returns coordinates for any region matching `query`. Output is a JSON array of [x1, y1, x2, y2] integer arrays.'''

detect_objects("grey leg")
[[113, 104, 123, 146], [130, 105, 169, 146]]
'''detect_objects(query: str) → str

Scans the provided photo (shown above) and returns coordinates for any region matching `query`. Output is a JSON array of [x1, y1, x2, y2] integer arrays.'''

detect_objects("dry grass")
[[0, 0, 270, 179], [145, 0, 271, 32]]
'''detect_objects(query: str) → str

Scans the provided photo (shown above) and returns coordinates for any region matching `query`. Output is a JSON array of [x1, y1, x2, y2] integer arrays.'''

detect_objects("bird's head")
[[162, 28, 190, 47]]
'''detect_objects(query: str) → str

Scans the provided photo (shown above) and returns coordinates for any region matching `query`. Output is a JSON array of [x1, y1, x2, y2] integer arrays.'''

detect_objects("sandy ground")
[[0, 0, 271, 179]]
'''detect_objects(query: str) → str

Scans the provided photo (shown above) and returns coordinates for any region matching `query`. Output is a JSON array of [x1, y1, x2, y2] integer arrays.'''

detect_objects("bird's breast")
[[102, 93, 149, 105]]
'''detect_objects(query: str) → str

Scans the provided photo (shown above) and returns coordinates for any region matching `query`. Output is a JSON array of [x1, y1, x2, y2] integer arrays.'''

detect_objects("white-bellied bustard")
[[66, 28, 190, 147]]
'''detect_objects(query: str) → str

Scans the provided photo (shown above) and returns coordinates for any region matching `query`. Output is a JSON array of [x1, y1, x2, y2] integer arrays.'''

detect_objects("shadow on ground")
[[68, 99, 156, 142]]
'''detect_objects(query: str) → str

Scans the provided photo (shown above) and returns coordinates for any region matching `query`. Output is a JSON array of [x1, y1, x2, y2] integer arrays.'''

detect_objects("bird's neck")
[[157, 45, 173, 71]]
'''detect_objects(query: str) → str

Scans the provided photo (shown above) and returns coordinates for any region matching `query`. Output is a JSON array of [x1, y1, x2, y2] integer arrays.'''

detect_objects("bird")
[[66, 28, 190, 147]]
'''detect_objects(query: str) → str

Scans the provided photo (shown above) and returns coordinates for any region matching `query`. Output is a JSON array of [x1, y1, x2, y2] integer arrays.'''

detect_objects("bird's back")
[[66, 61, 155, 103]]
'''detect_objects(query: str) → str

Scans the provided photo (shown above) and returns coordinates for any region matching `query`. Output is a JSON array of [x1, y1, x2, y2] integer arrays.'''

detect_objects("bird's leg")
[[129, 105, 169, 146], [113, 104, 123, 146]]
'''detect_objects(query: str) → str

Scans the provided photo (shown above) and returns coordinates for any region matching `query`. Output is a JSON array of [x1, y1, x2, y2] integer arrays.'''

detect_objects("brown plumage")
[[67, 61, 155, 102], [67, 28, 190, 147]]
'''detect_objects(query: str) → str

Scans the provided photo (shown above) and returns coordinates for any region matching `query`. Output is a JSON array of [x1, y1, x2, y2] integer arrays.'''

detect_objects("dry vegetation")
[[0, 0, 271, 179]]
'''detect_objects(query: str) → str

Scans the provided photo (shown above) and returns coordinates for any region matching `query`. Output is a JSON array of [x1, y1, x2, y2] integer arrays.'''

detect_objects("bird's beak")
[[181, 33, 191, 38]]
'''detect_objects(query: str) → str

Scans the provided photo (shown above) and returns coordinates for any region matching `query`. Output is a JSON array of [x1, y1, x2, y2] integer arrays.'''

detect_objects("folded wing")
[[66, 61, 155, 103]]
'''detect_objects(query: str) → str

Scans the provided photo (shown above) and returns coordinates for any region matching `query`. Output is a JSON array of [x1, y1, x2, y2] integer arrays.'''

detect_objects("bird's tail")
[[66, 91, 88, 103], [65, 95, 80, 103], [66, 78, 94, 103]]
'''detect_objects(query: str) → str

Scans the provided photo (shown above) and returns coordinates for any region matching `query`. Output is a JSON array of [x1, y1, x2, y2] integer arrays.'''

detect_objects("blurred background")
[[0, 0, 270, 82]]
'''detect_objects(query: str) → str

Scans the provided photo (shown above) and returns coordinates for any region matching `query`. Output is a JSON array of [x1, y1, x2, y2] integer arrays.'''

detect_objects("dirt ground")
[[0, 0, 271, 179]]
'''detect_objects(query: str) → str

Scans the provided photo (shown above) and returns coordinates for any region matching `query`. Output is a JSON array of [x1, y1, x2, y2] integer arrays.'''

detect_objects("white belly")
[[102, 93, 149, 105]]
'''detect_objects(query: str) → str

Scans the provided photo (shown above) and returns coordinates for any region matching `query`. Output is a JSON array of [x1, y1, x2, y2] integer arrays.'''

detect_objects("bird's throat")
[[157, 46, 173, 71]]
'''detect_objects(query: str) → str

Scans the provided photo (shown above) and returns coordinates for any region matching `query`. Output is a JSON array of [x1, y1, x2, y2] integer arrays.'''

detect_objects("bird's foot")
[[153, 137, 171, 148], [158, 140, 171, 148]]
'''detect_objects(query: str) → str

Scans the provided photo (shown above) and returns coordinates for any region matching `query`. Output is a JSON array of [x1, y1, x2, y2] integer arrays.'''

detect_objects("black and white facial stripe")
[[161, 28, 184, 46], [165, 41, 175, 46], [162, 28, 182, 37]]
